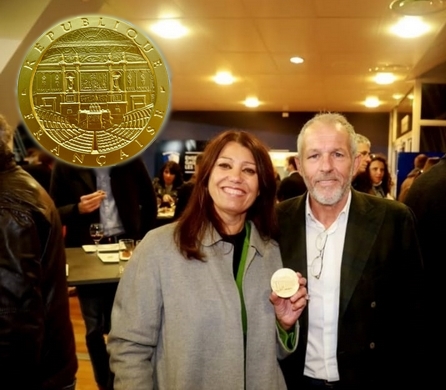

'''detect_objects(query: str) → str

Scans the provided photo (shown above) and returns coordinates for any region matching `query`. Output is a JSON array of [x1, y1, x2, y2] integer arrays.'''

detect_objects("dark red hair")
[[174, 130, 278, 260]]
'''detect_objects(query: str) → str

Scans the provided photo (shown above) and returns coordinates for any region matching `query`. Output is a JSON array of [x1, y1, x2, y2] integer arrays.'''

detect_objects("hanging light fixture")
[[389, 0, 446, 16]]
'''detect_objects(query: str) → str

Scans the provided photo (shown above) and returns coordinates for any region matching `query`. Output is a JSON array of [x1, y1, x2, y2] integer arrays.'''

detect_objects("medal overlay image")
[[17, 15, 171, 168]]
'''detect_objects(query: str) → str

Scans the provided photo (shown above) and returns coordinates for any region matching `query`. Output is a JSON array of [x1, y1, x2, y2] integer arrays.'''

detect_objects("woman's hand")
[[270, 273, 308, 331], [162, 194, 174, 204]]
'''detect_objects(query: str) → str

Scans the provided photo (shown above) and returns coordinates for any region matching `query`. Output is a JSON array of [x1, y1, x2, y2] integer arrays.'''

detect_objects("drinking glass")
[[118, 239, 134, 275], [89, 223, 104, 255]]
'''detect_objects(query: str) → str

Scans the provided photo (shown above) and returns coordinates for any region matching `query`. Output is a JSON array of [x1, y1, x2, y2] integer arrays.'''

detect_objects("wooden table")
[[66, 247, 121, 286]]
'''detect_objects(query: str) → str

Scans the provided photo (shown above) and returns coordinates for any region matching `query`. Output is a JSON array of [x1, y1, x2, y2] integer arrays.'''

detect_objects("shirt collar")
[[201, 220, 268, 257], [305, 190, 352, 229]]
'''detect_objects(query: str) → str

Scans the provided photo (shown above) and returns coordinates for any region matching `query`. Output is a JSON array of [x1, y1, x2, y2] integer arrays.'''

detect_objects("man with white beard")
[[275, 112, 423, 389]]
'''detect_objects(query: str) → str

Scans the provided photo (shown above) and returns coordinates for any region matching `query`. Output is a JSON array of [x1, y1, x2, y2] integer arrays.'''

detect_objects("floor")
[[69, 295, 98, 390]]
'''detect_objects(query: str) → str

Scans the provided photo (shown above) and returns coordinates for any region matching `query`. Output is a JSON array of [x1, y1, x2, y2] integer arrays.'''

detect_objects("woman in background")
[[368, 153, 394, 199], [152, 160, 184, 206], [108, 129, 307, 389]]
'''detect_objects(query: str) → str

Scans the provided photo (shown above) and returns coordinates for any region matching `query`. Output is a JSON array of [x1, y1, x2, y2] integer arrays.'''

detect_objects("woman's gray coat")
[[108, 222, 298, 389]]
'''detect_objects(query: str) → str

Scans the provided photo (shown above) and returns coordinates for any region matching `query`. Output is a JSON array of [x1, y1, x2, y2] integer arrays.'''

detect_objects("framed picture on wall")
[[396, 89, 413, 136]]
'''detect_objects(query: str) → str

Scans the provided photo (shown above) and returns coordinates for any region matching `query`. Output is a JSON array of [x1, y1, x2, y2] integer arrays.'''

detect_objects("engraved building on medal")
[[18, 16, 170, 168], [32, 27, 155, 156]]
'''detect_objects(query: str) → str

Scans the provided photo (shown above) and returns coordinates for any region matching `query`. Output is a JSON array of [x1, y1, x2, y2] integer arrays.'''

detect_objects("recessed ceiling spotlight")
[[364, 97, 380, 108], [244, 97, 260, 108], [151, 20, 188, 39], [213, 72, 235, 85], [374, 72, 396, 85], [392, 93, 404, 100], [390, 0, 446, 16], [290, 56, 304, 64], [390, 16, 430, 38]]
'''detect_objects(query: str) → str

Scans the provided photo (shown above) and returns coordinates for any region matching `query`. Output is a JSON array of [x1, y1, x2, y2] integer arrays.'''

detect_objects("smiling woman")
[[107, 129, 308, 390], [208, 142, 260, 232], [175, 129, 279, 256]]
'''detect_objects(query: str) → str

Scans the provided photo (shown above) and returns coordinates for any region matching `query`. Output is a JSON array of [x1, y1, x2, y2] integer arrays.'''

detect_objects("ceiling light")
[[392, 93, 404, 100], [369, 64, 410, 73], [390, 0, 446, 16], [390, 16, 430, 38], [244, 97, 260, 108], [374, 72, 396, 84], [364, 97, 380, 108], [151, 20, 188, 39], [290, 56, 304, 64], [213, 72, 235, 85]]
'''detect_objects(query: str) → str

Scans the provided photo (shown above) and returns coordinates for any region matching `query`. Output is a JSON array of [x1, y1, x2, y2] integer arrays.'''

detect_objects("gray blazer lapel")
[[339, 190, 385, 318]]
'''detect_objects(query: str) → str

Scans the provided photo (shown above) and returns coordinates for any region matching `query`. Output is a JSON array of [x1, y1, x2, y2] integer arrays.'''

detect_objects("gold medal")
[[17, 15, 171, 168], [271, 268, 299, 298]]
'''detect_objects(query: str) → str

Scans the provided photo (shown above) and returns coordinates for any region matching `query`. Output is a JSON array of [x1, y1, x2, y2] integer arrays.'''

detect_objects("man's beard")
[[302, 170, 353, 206]]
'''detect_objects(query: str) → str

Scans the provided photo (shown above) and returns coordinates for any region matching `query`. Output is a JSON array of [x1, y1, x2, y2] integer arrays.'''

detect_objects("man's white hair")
[[297, 112, 357, 158], [354, 133, 371, 148]]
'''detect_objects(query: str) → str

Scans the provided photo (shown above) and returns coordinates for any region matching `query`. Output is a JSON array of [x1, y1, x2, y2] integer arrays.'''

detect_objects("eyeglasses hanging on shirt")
[[310, 231, 328, 279]]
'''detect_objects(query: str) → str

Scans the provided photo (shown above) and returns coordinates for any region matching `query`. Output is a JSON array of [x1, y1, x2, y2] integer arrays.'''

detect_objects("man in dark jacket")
[[50, 157, 158, 389], [277, 155, 307, 201], [277, 113, 423, 389], [404, 154, 445, 387], [0, 113, 77, 389]]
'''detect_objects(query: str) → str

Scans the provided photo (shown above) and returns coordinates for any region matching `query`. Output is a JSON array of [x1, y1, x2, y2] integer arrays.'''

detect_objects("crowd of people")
[[0, 110, 441, 389]]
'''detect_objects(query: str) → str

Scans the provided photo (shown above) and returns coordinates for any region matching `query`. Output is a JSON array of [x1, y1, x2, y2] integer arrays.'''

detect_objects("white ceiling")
[[1, 0, 446, 114]]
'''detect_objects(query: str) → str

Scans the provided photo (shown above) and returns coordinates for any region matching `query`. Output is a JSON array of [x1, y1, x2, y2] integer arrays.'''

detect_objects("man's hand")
[[270, 273, 308, 331], [78, 191, 106, 214]]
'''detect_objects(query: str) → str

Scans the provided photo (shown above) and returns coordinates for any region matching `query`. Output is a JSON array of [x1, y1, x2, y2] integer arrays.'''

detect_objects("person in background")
[[277, 155, 307, 201], [174, 153, 202, 219], [0, 113, 77, 389], [351, 133, 372, 193], [23, 146, 41, 165], [274, 166, 282, 188], [50, 159, 158, 390], [397, 153, 427, 202], [403, 153, 445, 387], [108, 129, 308, 390], [420, 155, 440, 173], [21, 148, 54, 193], [285, 155, 298, 175], [353, 134, 372, 176], [152, 160, 184, 206], [276, 112, 423, 389], [367, 153, 394, 198]]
